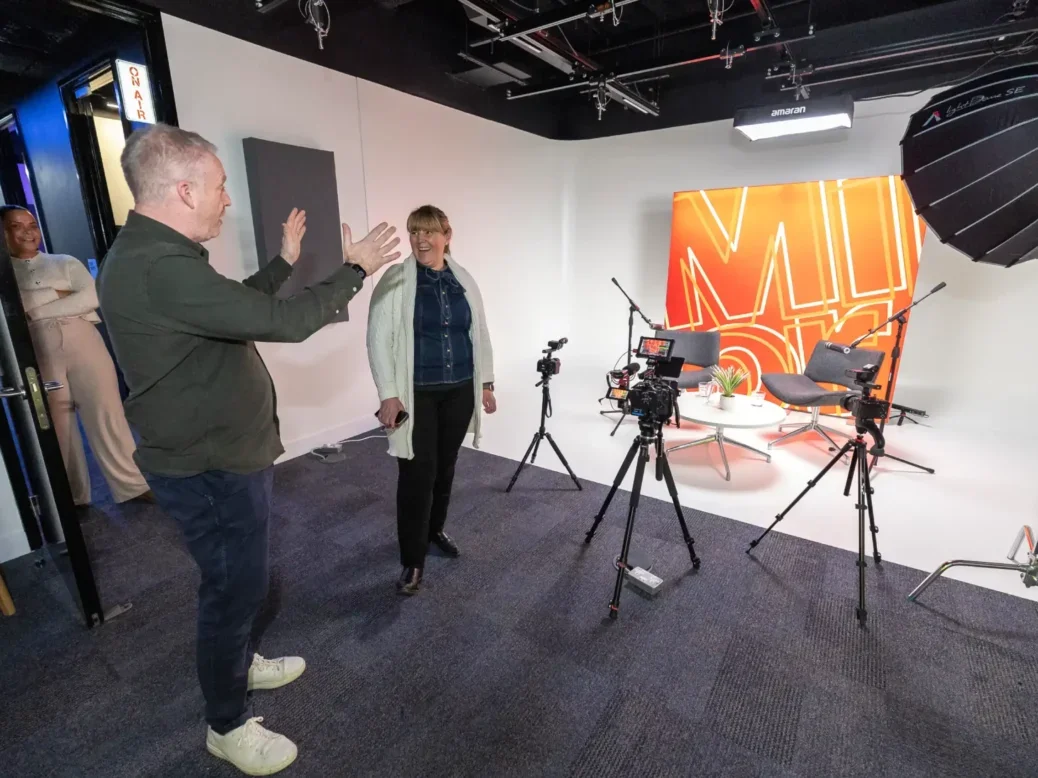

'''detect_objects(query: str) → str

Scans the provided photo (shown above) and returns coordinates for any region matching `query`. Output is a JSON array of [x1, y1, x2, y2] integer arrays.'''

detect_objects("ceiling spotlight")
[[733, 94, 853, 141]]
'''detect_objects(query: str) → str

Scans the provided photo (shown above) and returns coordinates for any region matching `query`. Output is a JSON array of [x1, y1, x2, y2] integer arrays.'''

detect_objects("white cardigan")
[[366, 254, 495, 460]]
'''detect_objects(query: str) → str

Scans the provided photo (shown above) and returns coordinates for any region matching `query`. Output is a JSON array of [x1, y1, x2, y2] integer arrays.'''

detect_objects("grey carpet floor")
[[2, 436, 1037, 777]]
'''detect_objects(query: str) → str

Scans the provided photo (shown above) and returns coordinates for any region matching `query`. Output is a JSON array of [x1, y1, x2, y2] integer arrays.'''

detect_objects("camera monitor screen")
[[636, 336, 674, 360], [608, 388, 629, 401]]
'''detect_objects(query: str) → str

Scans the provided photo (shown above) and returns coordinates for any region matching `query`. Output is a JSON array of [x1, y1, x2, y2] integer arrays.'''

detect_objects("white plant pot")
[[719, 394, 737, 411]]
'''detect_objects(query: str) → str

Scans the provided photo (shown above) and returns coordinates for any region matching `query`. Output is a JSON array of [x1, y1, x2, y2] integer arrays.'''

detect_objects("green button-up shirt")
[[97, 211, 363, 477]]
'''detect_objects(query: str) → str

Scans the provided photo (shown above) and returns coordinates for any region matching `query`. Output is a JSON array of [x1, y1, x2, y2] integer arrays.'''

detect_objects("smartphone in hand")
[[375, 409, 409, 427]]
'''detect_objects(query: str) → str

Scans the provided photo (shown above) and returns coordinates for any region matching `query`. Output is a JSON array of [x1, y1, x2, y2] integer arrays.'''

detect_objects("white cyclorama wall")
[[565, 96, 1038, 439], [161, 16, 568, 461]]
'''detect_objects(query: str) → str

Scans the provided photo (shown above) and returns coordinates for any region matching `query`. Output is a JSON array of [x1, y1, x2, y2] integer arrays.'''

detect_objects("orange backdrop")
[[665, 175, 926, 409]]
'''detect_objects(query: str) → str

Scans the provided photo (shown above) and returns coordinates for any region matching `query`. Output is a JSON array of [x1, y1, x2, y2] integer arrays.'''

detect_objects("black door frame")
[[0, 0, 180, 629]]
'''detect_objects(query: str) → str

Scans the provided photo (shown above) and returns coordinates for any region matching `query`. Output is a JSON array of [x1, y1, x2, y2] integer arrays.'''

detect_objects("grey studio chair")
[[763, 341, 885, 449], [655, 329, 720, 427]]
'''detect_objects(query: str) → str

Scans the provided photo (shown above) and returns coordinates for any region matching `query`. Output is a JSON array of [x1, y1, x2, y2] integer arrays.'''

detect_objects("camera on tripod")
[[627, 336, 685, 429], [839, 363, 889, 455], [536, 338, 566, 380]]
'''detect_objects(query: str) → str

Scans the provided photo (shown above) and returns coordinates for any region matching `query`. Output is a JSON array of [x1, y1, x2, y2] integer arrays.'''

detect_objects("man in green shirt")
[[98, 123, 399, 776]]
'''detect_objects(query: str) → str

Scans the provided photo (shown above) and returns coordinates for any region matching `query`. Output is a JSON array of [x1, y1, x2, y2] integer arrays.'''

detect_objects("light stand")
[[600, 278, 657, 435], [850, 281, 945, 476], [907, 525, 1037, 601], [507, 344, 582, 493]]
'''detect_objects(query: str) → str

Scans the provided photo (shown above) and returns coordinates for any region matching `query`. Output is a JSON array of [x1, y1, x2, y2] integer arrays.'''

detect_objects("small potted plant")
[[712, 365, 748, 411]]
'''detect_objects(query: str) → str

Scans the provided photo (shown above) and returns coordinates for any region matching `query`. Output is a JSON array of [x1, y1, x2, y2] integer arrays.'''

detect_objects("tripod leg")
[[876, 452, 935, 475], [843, 445, 859, 497], [856, 443, 868, 627], [610, 412, 627, 437], [610, 445, 648, 619], [506, 432, 541, 493], [659, 451, 700, 568], [530, 435, 542, 464], [863, 453, 881, 564], [586, 438, 639, 543], [544, 432, 583, 491], [748, 441, 854, 552]]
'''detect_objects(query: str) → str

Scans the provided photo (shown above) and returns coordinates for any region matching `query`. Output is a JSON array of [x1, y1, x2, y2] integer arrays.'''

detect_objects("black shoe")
[[396, 567, 423, 595], [431, 531, 460, 558]]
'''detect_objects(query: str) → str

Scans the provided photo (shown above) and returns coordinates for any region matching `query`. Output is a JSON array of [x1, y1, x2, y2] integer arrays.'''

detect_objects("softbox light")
[[901, 63, 1038, 268]]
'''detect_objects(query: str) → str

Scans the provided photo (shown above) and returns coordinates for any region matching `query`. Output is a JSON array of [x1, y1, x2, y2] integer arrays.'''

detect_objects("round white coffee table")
[[667, 394, 787, 481]]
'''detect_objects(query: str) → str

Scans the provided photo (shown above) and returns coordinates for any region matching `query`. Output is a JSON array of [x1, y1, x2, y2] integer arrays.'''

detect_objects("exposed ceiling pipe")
[[766, 19, 1038, 80], [507, 22, 814, 99], [457, 0, 600, 74], [591, 0, 806, 55], [777, 49, 1011, 91], [470, 0, 642, 48]]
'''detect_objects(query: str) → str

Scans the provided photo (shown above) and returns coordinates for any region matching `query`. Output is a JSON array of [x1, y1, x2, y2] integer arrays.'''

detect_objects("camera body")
[[626, 336, 685, 432], [839, 363, 890, 454], [536, 337, 567, 384]]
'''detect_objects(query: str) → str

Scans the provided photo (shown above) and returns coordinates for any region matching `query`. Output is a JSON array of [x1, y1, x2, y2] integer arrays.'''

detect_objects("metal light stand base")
[[507, 380, 582, 493], [747, 433, 881, 627], [907, 526, 1037, 601], [667, 425, 771, 481], [585, 422, 701, 619]]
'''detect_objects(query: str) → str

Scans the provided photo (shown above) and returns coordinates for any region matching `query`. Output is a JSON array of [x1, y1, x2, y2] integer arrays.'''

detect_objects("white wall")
[[161, 16, 568, 461], [563, 96, 1038, 438]]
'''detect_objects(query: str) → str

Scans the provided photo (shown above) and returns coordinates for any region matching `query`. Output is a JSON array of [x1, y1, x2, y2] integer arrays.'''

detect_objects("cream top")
[[10, 252, 101, 324]]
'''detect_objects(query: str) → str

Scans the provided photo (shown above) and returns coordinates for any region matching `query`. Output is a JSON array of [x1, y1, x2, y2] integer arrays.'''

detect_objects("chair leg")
[[0, 568, 15, 617]]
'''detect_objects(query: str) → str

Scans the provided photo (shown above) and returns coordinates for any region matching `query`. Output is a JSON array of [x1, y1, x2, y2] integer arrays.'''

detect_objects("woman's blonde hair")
[[406, 205, 451, 255]]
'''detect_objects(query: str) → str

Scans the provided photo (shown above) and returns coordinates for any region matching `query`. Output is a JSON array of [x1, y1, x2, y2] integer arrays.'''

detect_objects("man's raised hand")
[[342, 223, 401, 277], [280, 208, 307, 265]]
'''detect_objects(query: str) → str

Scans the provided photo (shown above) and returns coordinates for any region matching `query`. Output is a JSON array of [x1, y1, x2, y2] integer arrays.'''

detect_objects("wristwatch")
[[483, 382, 495, 391], [347, 263, 367, 280]]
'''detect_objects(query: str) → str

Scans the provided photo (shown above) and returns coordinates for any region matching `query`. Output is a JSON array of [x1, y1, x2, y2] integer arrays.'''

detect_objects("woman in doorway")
[[367, 205, 496, 595], [1, 205, 152, 507]]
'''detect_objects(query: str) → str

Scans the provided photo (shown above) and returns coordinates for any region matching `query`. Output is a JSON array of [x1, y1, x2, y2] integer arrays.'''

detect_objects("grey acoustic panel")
[[242, 137, 347, 322]]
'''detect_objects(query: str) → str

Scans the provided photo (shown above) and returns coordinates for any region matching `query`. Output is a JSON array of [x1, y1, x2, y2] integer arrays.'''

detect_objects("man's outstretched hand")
[[280, 208, 307, 265], [343, 223, 401, 277]]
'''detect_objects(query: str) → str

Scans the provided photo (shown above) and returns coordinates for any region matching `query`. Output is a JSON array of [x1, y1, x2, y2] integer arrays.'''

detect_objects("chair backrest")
[[804, 341, 885, 388], [654, 330, 720, 369]]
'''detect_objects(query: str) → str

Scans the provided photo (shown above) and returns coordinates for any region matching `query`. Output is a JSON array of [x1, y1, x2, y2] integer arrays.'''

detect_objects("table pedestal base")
[[666, 426, 771, 481]]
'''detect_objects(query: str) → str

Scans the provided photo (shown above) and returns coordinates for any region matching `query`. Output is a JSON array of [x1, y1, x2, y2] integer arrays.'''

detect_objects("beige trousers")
[[29, 317, 149, 505]]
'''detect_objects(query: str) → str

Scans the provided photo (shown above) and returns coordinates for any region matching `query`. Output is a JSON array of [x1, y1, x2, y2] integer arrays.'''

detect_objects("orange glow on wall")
[[665, 175, 926, 408]]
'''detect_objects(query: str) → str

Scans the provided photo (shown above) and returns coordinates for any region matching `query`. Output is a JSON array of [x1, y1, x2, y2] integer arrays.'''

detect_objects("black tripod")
[[747, 429, 881, 627], [850, 281, 945, 476], [585, 415, 700, 619], [507, 368, 581, 494], [600, 278, 656, 435]]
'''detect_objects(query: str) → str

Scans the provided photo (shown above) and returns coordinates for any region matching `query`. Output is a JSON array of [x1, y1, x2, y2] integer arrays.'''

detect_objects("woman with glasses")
[[366, 205, 496, 594], [1, 205, 152, 507]]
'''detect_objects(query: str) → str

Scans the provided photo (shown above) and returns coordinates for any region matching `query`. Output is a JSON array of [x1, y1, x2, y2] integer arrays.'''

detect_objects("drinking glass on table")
[[751, 391, 765, 407]]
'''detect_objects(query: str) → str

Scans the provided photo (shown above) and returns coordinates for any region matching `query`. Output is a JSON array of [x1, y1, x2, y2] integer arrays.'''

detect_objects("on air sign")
[[115, 59, 156, 124]]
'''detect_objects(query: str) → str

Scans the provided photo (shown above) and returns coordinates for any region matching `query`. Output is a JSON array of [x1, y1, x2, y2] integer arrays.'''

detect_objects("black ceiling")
[[0, 0, 140, 108], [3, 1, 1038, 139]]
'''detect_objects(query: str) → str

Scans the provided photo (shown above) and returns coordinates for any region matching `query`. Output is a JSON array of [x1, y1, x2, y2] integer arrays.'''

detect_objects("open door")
[[0, 238, 104, 628]]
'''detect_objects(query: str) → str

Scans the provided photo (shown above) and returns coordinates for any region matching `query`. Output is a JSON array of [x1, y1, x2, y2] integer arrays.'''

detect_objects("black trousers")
[[397, 381, 475, 567], [146, 467, 274, 735]]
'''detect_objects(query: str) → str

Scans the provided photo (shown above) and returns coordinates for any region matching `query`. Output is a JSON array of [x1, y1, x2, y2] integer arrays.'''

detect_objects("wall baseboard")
[[277, 415, 384, 463]]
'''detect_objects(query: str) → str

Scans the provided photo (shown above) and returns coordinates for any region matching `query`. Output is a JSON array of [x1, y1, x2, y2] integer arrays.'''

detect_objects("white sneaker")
[[206, 717, 297, 776], [248, 654, 306, 691]]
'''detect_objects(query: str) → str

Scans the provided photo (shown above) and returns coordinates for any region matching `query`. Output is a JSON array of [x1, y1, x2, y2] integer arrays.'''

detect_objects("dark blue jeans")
[[146, 467, 274, 735]]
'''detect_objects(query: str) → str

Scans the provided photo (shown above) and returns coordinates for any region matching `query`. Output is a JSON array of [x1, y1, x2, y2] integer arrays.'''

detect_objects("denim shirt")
[[413, 262, 474, 387]]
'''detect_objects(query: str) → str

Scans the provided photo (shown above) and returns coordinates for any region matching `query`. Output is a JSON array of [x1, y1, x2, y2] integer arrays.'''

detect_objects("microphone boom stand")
[[600, 279, 656, 435], [850, 282, 945, 476]]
